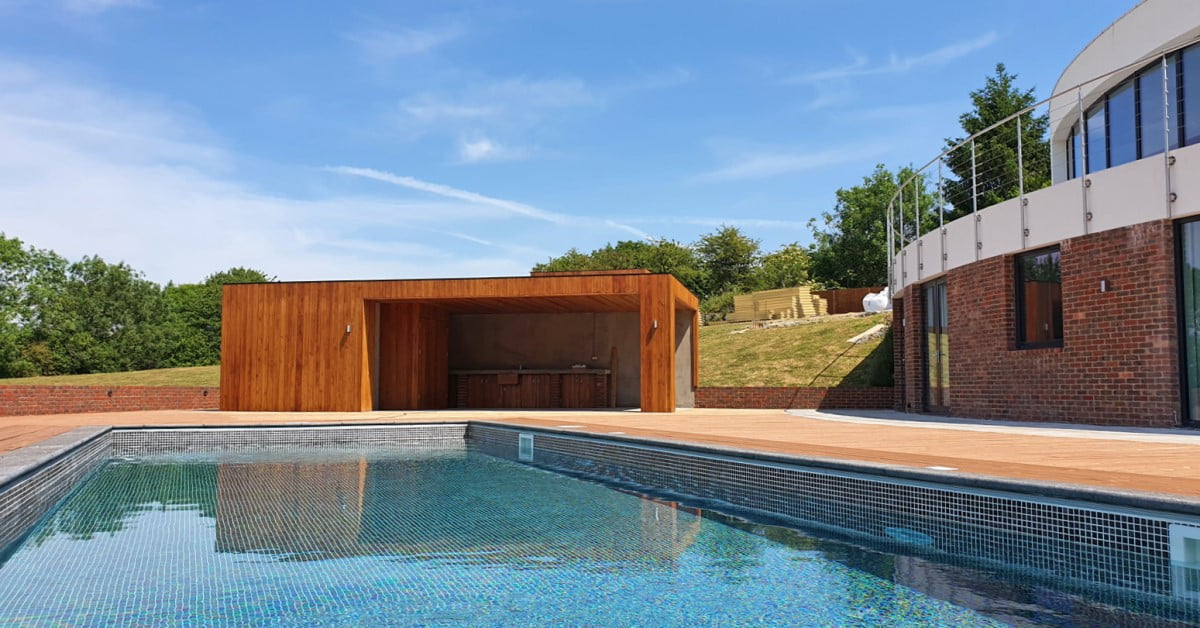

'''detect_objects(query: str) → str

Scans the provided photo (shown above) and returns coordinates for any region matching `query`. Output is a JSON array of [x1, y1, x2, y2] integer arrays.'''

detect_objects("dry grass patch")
[[698, 313, 891, 388], [0, 365, 220, 387]]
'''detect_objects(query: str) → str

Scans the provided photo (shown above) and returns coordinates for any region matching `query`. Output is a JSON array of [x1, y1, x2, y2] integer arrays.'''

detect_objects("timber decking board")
[[4, 408, 1200, 499], [221, 273, 698, 413]]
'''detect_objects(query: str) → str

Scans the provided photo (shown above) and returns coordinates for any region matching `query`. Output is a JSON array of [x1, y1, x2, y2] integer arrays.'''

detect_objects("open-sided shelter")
[[220, 270, 698, 413]]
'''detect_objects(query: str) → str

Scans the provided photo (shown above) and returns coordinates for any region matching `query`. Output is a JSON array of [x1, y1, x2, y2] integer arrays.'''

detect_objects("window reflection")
[[1184, 47, 1200, 146], [1086, 104, 1106, 174], [1108, 83, 1136, 167], [1138, 56, 1177, 157], [1016, 248, 1063, 347]]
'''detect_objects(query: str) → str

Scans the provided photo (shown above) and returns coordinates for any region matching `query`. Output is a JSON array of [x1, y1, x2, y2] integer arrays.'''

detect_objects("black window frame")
[[1174, 216, 1200, 426], [1014, 246, 1064, 350], [1065, 46, 1192, 179]]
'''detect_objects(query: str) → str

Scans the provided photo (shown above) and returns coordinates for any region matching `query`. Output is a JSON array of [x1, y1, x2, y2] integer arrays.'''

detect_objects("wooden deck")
[[2, 408, 1199, 498]]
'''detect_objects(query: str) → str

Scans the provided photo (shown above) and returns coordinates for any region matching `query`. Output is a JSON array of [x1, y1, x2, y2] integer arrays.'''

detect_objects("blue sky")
[[0, 0, 1134, 283]]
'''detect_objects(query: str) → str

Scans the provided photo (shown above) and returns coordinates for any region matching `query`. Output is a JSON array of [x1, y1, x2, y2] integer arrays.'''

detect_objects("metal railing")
[[887, 36, 1200, 297]]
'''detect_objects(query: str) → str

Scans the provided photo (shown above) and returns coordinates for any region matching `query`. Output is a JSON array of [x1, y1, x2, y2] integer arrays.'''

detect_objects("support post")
[[971, 139, 980, 260], [638, 275, 676, 412], [1078, 88, 1090, 233], [1164, 54, 1175, 217]]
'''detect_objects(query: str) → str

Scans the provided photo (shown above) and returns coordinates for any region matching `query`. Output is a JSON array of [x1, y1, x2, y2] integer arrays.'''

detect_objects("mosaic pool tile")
[[469, 424, 1200, 624], [0, 447, 1017, 626]]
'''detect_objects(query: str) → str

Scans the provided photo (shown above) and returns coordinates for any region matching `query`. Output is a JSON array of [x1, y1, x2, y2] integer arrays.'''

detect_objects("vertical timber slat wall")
[[639, 275, 677, 412], [221, 273, 698, 413], [377, 303, 449, 411]]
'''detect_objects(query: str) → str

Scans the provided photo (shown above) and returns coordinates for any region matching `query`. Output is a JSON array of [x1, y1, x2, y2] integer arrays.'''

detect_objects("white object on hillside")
[[863, 287, 891, 312]]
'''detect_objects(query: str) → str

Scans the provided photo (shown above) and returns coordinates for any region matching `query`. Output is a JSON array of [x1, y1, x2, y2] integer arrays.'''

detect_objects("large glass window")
[[1108, 83, 1136, 167], [1180, 220, 1200, 423], [1065, 49, 1192, 178], [1184, 47, 1200, 146], [1138, 56, 1178, 157], [1067, 126, 1082, 179], [1016, 248, 1063, 348], [1086, 104, 1106, 174]]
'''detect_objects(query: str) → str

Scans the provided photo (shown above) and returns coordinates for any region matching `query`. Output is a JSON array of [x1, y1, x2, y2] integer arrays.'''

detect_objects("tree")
[[695, 226, 760, 297], [752, 243, 810, 290], [533, 239, 707, 297], [808, 165, 939, 289], [943, 63, 1050, 219], [163, 267, 273, 367], [0, 234, 68, 377], [34, 256, 168, 374]]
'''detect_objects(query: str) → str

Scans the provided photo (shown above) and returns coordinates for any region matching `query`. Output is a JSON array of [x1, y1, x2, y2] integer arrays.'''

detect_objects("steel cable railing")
[[887, 36, 1200, 297]]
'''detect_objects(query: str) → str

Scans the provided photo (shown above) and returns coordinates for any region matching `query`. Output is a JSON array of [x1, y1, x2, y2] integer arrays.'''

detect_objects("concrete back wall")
[[448, 313, 642, 407], [675, 310, 695, 408]]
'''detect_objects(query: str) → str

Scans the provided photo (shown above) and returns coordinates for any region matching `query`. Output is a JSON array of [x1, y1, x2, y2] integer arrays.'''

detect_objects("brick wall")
[[892, 296, 906, 411], [893, 219, 1181, 427], [695, 387, 894, 410], [0, 386, 220, 417]]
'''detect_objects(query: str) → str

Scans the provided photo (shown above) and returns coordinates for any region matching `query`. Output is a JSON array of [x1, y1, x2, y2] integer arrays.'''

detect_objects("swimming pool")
[[0, 428, 1195, 626]]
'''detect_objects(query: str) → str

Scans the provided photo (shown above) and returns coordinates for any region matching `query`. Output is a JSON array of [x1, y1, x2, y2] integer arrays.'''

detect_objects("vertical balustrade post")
[[971, 139, 980, 260], [938, 160, 946, 272], [1017, 113, 1027, 248], [1164, 54, 1174, 217], [1077, 88, 1090, 233]]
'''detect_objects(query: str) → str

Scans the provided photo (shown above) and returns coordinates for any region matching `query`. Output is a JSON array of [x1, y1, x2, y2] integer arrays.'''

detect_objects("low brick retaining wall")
[[0, 386, 219, 417], [695, 386, 894, 410]]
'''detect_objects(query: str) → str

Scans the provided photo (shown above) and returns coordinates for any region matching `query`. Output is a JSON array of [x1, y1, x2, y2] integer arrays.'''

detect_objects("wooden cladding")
[[451, 370, 609, 409], [377, 303, 448, 410], [220, 272, 698, 413]]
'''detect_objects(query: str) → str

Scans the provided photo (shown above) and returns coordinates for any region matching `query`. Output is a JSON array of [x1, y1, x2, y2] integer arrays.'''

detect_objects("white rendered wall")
[[893, 142, 1200, 295], [1050, 0, 1200, 148]]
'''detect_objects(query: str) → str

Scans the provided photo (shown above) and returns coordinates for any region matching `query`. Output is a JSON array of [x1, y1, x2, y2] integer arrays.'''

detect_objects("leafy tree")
[[35, 256, 168, 374], [163, 267, 272, 366], [943, 63, 1050, 218], [752, 243, 810, 290], [533, 239, 707, 297], [695, 226, 760, 297], [531, 248, 593, 273], [0, 234, 68, 377], [808, 165, 940, 289]]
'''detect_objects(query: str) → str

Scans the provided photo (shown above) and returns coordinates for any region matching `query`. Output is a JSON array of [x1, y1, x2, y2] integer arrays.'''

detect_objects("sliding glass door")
[[1180, 220, 1200, 423], [924, 280, 949, 412]]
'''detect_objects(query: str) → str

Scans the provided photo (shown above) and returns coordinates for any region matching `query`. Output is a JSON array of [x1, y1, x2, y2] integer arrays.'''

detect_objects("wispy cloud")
[[455, 136, 532, 164], [800, 81, 854, 112], [347, 23, 465, 63], [0, 57, 561, 282], [625, 217, 811, 230], [789, 31, 999, 84], [327, 166, 653, 240], [60, 0, 149, 14], [696, 144, 891, 182]]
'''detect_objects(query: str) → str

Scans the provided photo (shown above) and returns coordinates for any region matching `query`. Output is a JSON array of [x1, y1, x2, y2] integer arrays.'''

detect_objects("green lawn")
[[0, 315, 893, 389], [0, 365, 220, 387], [699, 313, 892, 388]]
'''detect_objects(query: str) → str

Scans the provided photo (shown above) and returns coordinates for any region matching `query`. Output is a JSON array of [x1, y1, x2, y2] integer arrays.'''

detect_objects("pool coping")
[[1, 420, 1198, 518], [468, 421, 1200, 518], [0, 425, 110, 493]]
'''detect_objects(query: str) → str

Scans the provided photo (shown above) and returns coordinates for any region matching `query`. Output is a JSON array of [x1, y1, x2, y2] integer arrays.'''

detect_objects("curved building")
[[890, 0, 1200, 426]]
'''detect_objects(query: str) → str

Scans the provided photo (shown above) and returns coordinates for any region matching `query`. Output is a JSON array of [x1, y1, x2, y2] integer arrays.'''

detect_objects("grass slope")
[[0, 365, 220, 387], [0, 315, 892, 389], [699, 313, 891, 388]]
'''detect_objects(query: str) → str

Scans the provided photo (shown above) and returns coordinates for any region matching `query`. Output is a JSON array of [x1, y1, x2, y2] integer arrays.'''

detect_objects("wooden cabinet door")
[[561, 374, 594, 408]]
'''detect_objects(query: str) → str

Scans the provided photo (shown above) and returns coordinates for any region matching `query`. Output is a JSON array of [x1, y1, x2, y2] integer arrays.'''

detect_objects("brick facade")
[[695, 387, 894, 410], [894, 219, 1181, 427], [0, 386, 219, 417]]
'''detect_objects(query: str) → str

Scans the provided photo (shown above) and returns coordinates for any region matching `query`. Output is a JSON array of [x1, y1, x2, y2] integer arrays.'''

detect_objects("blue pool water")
[[0, 446, 1179, 625]]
